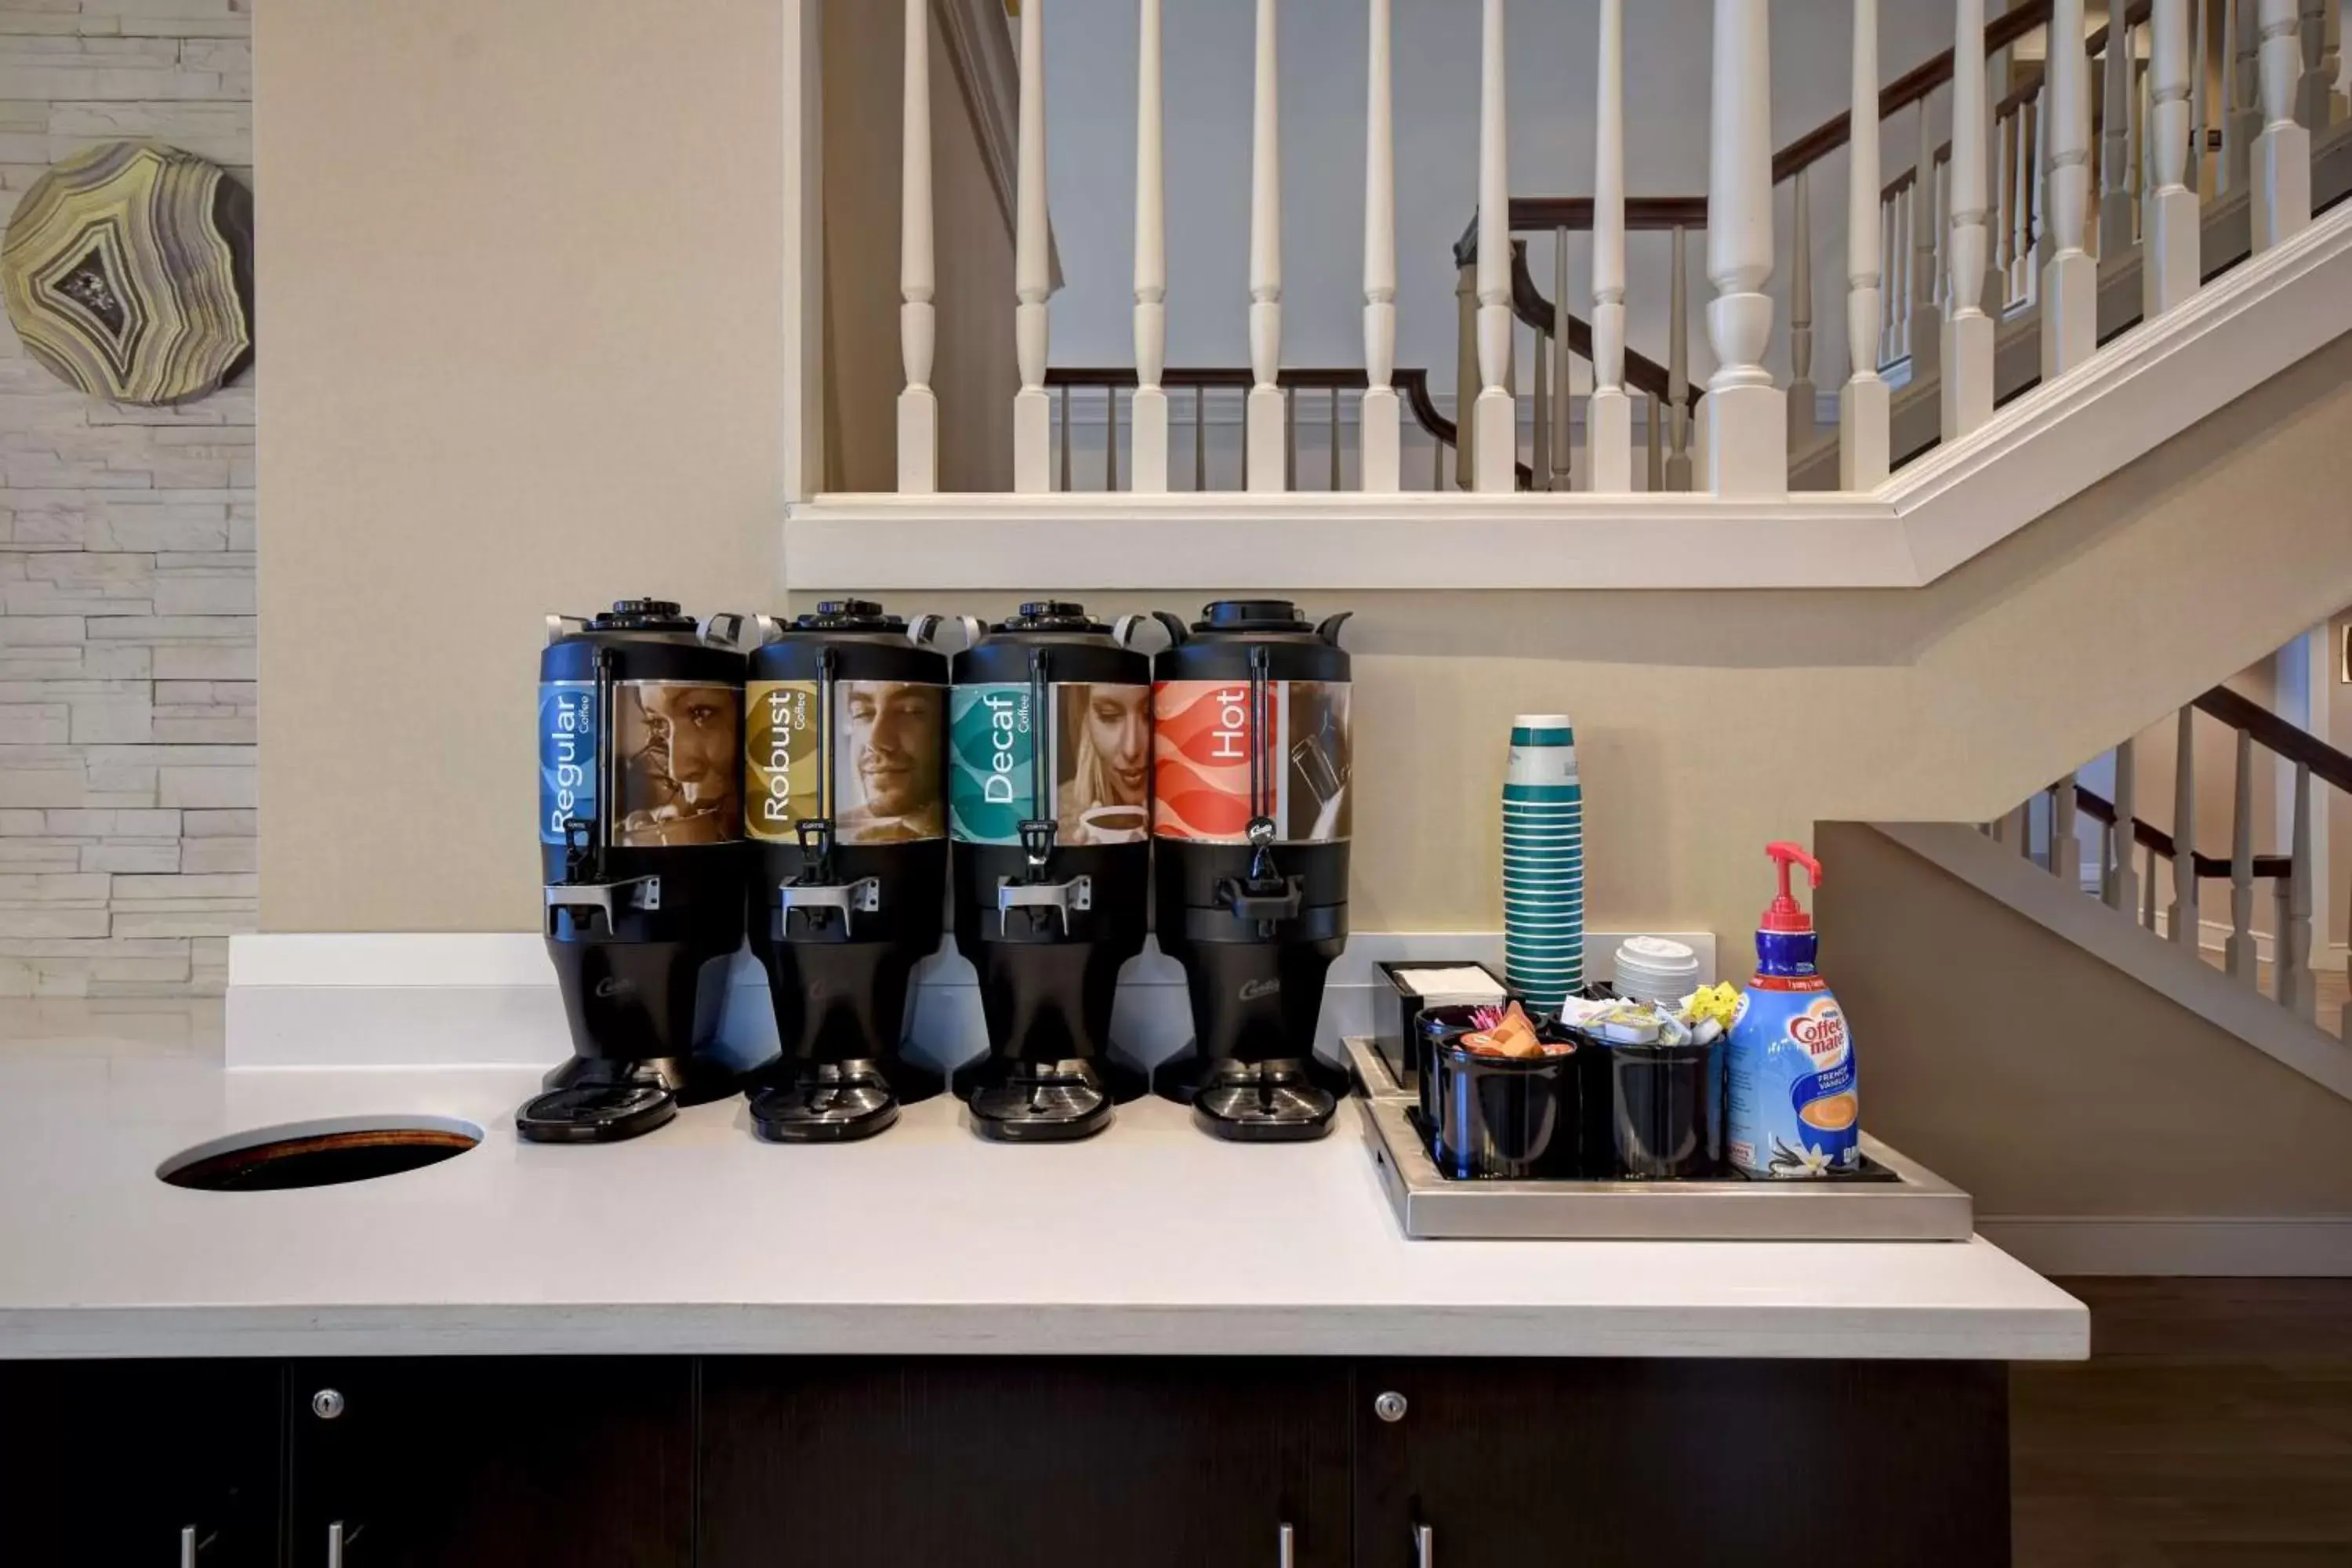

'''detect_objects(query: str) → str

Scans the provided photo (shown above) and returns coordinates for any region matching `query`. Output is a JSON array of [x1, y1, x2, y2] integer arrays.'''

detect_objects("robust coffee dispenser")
[[949, 602, 1151, 1142], [740, 601, 949, 1142], [1152, 601, 1354, 1142], [522, 600, 750, 1144]]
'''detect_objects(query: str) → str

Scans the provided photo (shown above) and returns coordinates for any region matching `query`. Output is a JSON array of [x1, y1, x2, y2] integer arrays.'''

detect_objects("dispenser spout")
[[1761, 841, 1822, 935]]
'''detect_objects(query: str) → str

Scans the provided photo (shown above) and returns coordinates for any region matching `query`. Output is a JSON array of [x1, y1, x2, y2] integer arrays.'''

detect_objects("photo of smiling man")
[[835, 680, 946, 842]]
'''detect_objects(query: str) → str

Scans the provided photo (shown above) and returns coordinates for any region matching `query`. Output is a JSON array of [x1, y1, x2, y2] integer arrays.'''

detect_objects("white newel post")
[[1910, 92, 1941, 377], [1472, 0, 1516, 492], [2099, 9, 2135, 257], [2145, 0, 2201, 314], [898, 0, 938, 494], [2045, 0, 2097, 376], [1787, 166, 1815, 453], [2254, 0, 2313, 247], [1944, 0, 1994, 441], [1360, 0, 1400, 493], [1131, 0, 1168, 493], [1012, 0, 1052, 493], [1247, 0, 1286, 492], [1589, 0, 1633, 492], [1702, 0, 1784, 496], [1840, 0, 1889, 490]]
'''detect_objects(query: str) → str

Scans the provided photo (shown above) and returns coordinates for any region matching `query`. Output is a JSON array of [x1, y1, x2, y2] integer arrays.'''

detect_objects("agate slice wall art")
[[2, 140, 254, 406]]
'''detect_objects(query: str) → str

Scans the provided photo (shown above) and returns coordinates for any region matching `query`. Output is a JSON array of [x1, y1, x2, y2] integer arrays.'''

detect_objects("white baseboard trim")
[[1977, 1214, 2352, 1276], [226, 929, 1715, 1074]]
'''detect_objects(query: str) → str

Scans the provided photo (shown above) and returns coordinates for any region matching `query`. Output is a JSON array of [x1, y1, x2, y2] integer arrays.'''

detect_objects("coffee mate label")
[[1726, 982, 1862, 1178], [539, 681, 596, 846], [744, 680, 819, 843], [949, 683, 1038, 845], [1153, 679, 1352, 844]]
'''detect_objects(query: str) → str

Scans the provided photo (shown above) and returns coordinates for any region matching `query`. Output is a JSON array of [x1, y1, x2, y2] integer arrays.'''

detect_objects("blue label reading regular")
[[539, 681, 596, 846]]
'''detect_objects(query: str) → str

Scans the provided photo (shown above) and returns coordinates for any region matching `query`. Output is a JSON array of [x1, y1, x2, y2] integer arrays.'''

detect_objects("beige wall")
[[256, 0, 783, 931], [1818, 821, 2352, 1218], [821, 0, 1017, 494]]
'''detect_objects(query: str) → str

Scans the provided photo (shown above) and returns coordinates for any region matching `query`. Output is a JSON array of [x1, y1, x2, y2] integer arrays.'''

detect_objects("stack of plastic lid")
[[1610, 935, 1701, 1007]]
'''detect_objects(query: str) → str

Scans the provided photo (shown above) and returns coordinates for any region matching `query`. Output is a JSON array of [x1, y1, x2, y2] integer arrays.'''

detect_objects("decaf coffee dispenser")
[[949, 602, 1151, 1142], [524, 600, 750, 1144], [740, 601, 949, 1142], [1152, 601, 1354, 1142]]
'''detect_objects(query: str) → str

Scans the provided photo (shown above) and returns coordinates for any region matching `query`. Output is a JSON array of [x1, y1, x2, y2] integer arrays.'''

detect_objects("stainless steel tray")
[[1343, 1036, 1974, 1243]]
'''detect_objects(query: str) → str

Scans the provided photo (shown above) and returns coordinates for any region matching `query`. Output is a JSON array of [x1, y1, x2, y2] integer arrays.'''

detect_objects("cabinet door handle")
[[180, 1525, 197, 1568], [1413, 1523, 1435, 1568], [1278, 1522, 1294, 1567], [326, 1520, 345, 1568]]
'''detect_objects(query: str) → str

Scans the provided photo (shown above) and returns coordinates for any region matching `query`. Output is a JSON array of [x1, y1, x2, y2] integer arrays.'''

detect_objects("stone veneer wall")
[[0, 0, 253, 998]]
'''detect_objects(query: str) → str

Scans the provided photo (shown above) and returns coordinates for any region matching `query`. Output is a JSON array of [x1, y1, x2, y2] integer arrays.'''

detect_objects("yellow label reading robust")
[[744, 680, 819, 841]]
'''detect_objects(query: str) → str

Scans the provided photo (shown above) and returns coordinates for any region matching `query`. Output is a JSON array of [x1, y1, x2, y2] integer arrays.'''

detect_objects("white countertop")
[[0, 1002, 2088, 1361]]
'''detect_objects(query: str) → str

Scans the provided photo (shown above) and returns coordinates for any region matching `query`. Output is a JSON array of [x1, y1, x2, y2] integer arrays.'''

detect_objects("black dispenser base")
[[964, 1058, 1119, 1144], [747, 1059, 946, 1145], [1157, 1051, 1347, 1143], [541, 1051, 741, 1107]]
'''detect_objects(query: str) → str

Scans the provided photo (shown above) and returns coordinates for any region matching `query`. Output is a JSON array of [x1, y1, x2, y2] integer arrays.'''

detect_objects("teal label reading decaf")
[[949, 684, 1038, 844], [538, 681, 597, 845]]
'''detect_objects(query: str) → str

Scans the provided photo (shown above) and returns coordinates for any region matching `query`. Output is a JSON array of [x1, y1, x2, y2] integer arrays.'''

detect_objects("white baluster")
[[2046, 0, 2098, 376], [1590, 0, 1632, 492], [1879, 194, 1898, 363], [2328, 0, 2347, 123], [1994, 110, 2017, 305], [1552, 227, 1573, 491], [1247, 0, 1286, 492], [2227, 727, 2259, 982], [2190, 0, 2209, 194], [1454, 263, 1477, 491], [2012, 102, 2035, 302], [1013, 0, 1052, 493], [1531, 332, 1550, 488], [1702, 0, 1784, 495], [1472, 0, 1515, 492], [1131, 0, 1168, 493], [2173, 706, 2200, 946], [1911, 91, 1941, 376], [2283, 761, 2317, 1022], [2107, 739, 2142, 913], [1667, 226, 1692, 491], [1646, 390, 1665, 490], [1360, 0, 1400, 493], [2255, 0, 2312, 246], [898, 0, 938, 495], [1944, 0, 1994, 441], [1194, 383, 1207, 490], [2301, 0, 2332, 125], [2228, 0, 2260, 191], [2147, 0, 2201, 314], [1329, 386, 1342, 490], [2053, 773, 2082, 883], [1841, 0, 1890, 491], [2100, 9, 2136, 256], [1788, 166, 1816, 454]]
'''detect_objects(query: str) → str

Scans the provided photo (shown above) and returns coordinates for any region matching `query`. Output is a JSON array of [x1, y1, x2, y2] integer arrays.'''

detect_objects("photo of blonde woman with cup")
[[1056, 683, 1150, 844]]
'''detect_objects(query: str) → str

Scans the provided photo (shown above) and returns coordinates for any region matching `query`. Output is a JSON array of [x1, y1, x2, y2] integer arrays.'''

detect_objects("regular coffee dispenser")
[[524, 600, 749, 1144]]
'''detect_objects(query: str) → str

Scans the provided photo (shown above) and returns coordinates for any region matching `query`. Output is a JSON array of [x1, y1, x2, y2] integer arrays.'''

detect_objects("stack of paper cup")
[[1501, 713, 1584, 1013]]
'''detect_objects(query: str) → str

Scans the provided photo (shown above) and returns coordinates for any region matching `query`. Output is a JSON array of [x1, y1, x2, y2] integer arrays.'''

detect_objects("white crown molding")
[[784, 205, 2352, 590]]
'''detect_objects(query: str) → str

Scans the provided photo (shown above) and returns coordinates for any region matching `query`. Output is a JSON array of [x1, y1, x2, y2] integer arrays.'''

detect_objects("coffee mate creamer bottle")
[[1726, 842, 1861, 1178]]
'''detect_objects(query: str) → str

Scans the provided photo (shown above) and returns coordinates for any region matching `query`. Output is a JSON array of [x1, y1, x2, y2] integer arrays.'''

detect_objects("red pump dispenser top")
[[1760, 841, 1823, 935]]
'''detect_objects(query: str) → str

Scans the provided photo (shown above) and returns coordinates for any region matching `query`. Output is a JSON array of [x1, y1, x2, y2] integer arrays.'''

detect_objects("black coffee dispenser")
[[949, 602, 1151, 1142], [522, 600, 749, 1144], [1151, 601, 1353, 1142], [740, 601, 949, 1142]]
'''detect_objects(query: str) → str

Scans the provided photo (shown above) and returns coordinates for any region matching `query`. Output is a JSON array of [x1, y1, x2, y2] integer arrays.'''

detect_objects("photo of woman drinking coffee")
[[1055, 682, 1150, 844]]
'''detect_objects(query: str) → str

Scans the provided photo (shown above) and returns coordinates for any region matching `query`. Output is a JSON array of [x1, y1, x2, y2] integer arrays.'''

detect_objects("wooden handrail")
[[2073, 784, 2293, 880], [2194, 686, 2352, 796], [1503, 243, 1693, 408]]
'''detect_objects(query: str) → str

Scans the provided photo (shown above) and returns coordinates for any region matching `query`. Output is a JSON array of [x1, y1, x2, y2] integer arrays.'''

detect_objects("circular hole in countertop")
[[156, 1114, 484, 1192]]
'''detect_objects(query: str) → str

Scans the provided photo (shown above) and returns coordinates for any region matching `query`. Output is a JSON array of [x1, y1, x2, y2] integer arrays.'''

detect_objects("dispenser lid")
[[1196, 599, 1312, 633], [586, 599, 697, 633], [795, 599, 903, 631], [999, 601, 1105, 633]]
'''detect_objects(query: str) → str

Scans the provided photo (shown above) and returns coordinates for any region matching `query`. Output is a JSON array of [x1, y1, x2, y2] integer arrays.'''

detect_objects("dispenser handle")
[[1315, 609, 1354, 647], [1112, 613, 1149, 648], [750, 613, 785, 648], [956, 614, 988, 649], [700, 612, 748, 649], [906, 613, 945, 648], [1151, 609, 1190, 649]]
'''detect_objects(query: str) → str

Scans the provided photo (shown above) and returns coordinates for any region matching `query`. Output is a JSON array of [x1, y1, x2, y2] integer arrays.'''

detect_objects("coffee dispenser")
[[524, 600, 749, 1144], [740, 601, 949, 1142], [1151, 601, 1353, 1142], [949, 602, 1151, 1142]]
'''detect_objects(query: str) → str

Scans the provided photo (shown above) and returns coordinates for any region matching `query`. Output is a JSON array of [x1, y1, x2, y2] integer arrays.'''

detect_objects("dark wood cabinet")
[[0, 1359, 282, 1567], [699, 1358, 1353, 1568], [1355, 1359, 2011, 1568], [283, 1356, 693, 1568]]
